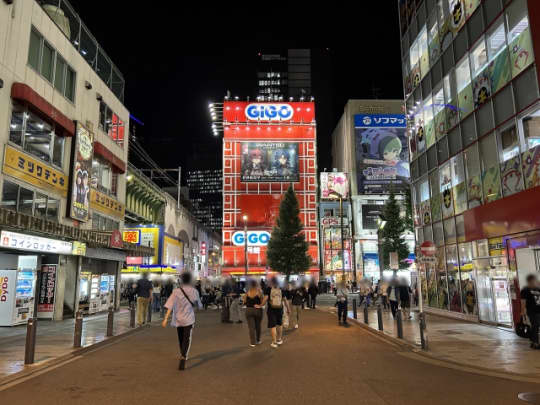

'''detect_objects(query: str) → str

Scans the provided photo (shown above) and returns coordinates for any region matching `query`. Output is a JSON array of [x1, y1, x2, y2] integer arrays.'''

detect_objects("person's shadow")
[[186, 347, 246, 369]]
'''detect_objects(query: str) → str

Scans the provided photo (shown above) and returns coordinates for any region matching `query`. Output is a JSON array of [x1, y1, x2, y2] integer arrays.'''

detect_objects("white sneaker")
[[270, 342, 278, 348], [294, 324, 299, 329], [250, 344, 256, 347], [276, 339, 283, 345]]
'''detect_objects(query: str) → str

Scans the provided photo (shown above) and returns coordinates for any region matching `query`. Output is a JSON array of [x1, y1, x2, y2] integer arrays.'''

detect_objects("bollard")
[[130, 301, 136, 328], [74, 310, 83, 348], [160, 297, 166, 318], [107, 306, 114, 337], [377, 305, 383, 331], [364, 305, 369, 324], [396, 309, 404, 339], [24, 318, 37, 365], [352, 299, 357, 319], [147, 299, 152, 323], [419, 312, 428, 350]]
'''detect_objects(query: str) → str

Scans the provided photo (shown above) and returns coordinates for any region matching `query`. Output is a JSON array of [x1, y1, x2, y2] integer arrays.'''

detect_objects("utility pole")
[[243, 215, 248, 277]]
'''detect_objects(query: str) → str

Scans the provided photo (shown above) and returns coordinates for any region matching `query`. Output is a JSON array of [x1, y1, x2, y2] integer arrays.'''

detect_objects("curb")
[[318, 307, 540, 383], [0, 324, 151, 390]]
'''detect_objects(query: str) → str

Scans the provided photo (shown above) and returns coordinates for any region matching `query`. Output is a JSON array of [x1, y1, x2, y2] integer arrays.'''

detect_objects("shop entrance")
[[79, 258, 118, 315], [473, 256, 512, 327]]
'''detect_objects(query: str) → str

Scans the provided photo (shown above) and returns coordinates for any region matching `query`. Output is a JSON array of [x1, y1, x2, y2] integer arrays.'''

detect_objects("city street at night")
[[1, 308, 539, 405]]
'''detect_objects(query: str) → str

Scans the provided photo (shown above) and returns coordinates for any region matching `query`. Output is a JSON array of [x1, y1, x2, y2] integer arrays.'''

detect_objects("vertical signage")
[[69, 123, 94, 222], [37, 265, 57, 318]]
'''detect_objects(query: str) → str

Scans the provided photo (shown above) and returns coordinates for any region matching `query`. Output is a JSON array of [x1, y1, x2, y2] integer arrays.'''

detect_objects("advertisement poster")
[[489, 48, 511, 94], [453, 182, 468, 215], [69, 123, 94, 222], [449, 0, 466, 33], [355, 114, 409, 194], [501, 156, 523, 197], [442, 187, 454, 219], [37, 265, 57, 318], [509, 26, 534, 78], [431, 193, 442, 222], [320, 172, 349, 199], [522, 145, 540, 189], [467, 175, 483, 208], [241, 142, 299, 183], [458, 84, 474, 118], [473, 69, 491, 108], [482, 166, 502, 203]]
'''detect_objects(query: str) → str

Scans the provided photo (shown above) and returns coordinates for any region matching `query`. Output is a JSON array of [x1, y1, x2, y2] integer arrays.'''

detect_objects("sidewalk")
[[318, 295, 538, 378], [0, 308, 150, 380]]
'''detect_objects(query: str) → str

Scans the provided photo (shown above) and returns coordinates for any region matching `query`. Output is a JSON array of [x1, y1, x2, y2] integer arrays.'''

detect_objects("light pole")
[[243, 215, 248, 277]]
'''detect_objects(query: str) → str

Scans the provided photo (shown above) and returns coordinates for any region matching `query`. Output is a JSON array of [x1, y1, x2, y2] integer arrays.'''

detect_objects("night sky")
[[69, 2, 404, 179]]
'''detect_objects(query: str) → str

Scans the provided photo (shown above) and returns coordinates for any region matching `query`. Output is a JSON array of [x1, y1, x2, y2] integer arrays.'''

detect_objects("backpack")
[[269, 287, 283, 308]]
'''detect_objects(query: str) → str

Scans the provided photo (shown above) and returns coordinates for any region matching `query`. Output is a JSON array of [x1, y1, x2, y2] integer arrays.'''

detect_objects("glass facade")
[[400, 0, 539, 325]]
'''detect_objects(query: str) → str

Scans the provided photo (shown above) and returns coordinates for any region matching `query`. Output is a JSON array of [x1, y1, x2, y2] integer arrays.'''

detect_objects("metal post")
[[352, 298, 357, 319], [418, 264, 428, 350], [396, 309, 404, 339], [244, 217, 248, 277], [377, 305, 383, 331], [364, 304, 369, 324], [130, 301, 136, 328], [419, 312, 428, 350], [340, 197, 345, 282], [74, 310, 83, 348], [24, 318, 37, 365], [107, 307, 114, 337]]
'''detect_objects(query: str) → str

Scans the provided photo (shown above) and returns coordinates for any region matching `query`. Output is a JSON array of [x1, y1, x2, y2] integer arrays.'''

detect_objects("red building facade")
[[222, 101, 318, 277]]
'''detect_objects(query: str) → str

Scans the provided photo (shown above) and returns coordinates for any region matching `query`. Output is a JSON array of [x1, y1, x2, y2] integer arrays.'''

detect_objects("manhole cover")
[[518, 393, 540, 403]]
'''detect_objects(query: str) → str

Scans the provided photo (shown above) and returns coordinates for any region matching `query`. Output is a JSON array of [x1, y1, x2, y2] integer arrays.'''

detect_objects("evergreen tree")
[[267, 185, 312, 280], [404, 187, 414, 232], [380, 191, 410, 271]]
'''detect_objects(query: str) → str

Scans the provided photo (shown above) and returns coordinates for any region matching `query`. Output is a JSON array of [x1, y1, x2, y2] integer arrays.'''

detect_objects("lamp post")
[[243, 215, 248, 277]]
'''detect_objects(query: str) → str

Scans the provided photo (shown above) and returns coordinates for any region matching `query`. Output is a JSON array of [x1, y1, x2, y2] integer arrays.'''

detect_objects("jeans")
[[136, 297, 150, 326], [337, 300, 348, 323], [309, 295, 317, 308], [152, 293, 161, 312], [230, 298, 241, 322], [176, 325, 193, 359], [390, 300, 399, 318], [290, 304, 302, 327], [382, 296, 389, 310], [245, 307, 262, 344]]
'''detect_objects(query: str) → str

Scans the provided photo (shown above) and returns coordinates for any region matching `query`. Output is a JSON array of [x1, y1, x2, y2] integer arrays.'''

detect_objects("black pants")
[[176, 325, 193, 359], [245, 307, 262, 344], [337, 300, 348, 323], [390, 300, 399, 318], [382, 296, 389, 310], [530, 313, 540, 344], [310, 295, 317, 308]]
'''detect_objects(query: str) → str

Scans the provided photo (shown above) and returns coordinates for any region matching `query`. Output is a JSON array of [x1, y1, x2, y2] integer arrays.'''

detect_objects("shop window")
[[433, 221, 444, 246], [18, 187, 33, 216], [41, 41, 54, 83], [419, 27, 429, 80], [92, 213, 119, 231], [520, 107, 540, 189], [506, 0, 534, 78], [433, 85, 446, 141], [28, 29, 41, 71], [521, 108, 540, 151], [451, 154, 467, 214], [428, 11, 440, 65], [479, 133, 501, 203], [0, 181, 18, 211], [427, 258, 439, 308], [65, 67, 76, 102], [423, 94, 435, 149], [416, 104, 426, 153], [444, 217, 456, 244], [34, 192, 47, 218], [487, 18, 511, 94], [455, 214, 465, 243], [430, 169, 442, 222], [9, 102, 25, 146], [98, 101, 124, 148], [54, 55, 66, 94], [458, 242, 477, 315], [464, 143, 483, 208], [46, 197, 58, 222], [444, 71, 459, 129], [0, 181, 59, 221], [498, 125, 524, 197], [440, 161, 454, 218], [446, 244, 462, 312], [92, 157, 116, 196], [456, 56, 473, 118]]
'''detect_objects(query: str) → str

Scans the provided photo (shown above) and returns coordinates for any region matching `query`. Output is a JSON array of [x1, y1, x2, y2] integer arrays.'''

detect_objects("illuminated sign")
[[245, 104, 294, 121], [72, 241, 87, 256], [123, 230, 141, 245], [0, 231, 72, 254], [232, 231, 271, 247]]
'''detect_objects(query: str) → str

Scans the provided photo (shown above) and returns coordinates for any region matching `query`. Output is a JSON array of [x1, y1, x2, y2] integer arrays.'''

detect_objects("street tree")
[[267, 184, 311, 280], [380, 191, 410, 271]]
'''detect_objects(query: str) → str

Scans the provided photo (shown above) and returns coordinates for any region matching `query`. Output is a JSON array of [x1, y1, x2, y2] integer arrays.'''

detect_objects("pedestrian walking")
[[399, 279, 412, 319], [336, 281, 348, 326], [244, 279, 264, 347], [135, 272, 153, 326], [387, 279, 400, 318], [230, 281, 244, 324], [262, 277, 290, 348], [520, 274, 540, 349], [290, 281, 307, 329], [162, 272, 202, 370], [308, 281, 318, 309], [380, 279, 389, 310], [152, 282, 161, 312], [221, 279, 233, 323]]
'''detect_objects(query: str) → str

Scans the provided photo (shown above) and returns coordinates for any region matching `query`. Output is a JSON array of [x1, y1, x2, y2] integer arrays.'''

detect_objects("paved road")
[[2, 309, 539, 405]]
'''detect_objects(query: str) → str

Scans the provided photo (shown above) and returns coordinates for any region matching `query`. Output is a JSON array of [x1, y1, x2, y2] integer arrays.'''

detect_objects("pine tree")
[[380, 191, 410, 271], [267, 185, 312, 280]]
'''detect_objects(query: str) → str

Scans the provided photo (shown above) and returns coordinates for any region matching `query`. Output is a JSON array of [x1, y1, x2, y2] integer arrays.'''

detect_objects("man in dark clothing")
[[289, 283, 307, 329], [521, 274, 540, 349], [398, 281, 412, 319], [308, 282, 318, 309], [135, 273, 153, 326]]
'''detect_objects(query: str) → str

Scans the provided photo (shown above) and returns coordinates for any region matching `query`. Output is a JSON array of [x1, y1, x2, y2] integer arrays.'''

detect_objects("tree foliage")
[[380, 191, 410, 270], [404, 187, 414, 232], [266, 185, 312, 279]]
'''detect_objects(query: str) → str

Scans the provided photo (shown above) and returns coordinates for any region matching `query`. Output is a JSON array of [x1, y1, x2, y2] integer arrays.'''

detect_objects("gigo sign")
[[245, 104, 294, 121], [232, 231, 271, 246]]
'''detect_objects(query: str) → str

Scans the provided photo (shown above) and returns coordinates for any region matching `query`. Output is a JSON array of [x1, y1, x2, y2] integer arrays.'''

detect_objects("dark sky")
[[69, 2, 404, 179]]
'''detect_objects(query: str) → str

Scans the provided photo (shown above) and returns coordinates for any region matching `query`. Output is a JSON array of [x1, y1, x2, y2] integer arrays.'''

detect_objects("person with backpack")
[[162, 272, 202, 370], [262, 277, 290, 348]]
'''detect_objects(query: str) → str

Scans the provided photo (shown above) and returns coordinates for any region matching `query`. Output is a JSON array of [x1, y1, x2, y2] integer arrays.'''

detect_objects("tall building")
[[186, 169, 222, 232], [331, 100, 414, 282], [221, 100, 318, 278], [256, 49, 311, 100], [399, 0, 540, 326]]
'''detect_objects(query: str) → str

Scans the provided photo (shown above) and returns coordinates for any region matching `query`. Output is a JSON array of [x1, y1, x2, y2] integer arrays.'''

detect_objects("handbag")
[[516, 316, 532, 339]]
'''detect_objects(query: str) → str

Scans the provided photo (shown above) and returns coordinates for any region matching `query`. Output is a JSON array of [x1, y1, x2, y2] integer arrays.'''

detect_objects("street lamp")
[[243, 215, 248, 277]]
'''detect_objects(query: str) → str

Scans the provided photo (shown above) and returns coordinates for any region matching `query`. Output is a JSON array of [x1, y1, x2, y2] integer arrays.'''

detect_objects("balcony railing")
[[37, 0, 125, 103]]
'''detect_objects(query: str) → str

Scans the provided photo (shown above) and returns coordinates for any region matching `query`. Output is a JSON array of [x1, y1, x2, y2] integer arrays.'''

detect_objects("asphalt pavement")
[[2, 308, 540, 405]]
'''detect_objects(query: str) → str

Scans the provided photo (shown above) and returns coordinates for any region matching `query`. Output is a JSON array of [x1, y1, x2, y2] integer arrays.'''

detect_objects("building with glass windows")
[[186, 169, 223, 233], [399, 0, 540, 326]]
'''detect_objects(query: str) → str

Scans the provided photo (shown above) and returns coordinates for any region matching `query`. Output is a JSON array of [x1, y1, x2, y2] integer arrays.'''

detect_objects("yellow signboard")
[[123, 230, 141, 245], [72, 241, 87, 256], [163, 235, 183, 267], [124, 227, 160, 264], [3, 145, 68, 196], [90, 188, 125, 219]]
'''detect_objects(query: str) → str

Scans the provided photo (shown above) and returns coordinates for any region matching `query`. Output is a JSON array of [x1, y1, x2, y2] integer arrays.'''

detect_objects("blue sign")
[[232, 231, 271, 246], [245, 104, 294, 121], [354, 114, 407, 128]]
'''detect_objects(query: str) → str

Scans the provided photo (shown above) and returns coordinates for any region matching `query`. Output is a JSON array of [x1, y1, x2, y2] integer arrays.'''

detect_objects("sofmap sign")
[[232, 231, 271, 246], [245, 104, 294, 121], [354, 114, 407, 128]]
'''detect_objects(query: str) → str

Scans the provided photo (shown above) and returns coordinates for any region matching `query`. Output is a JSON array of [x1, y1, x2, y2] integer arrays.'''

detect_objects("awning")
[[11, 83, 75, 137], [93, 141, 126, 173]]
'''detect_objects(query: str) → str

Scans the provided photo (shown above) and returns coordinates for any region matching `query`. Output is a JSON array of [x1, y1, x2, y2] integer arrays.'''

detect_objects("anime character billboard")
[[241, 142, 299, 182], [354, 114, 410, 194]]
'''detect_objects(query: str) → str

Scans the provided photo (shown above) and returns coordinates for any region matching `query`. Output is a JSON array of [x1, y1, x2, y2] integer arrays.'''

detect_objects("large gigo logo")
[[232, 231, 271, 246], [245, 104, 294, 121]]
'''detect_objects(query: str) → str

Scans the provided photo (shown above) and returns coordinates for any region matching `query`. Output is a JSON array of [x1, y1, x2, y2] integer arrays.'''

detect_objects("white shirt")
[[165, 286, 202, 327]]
